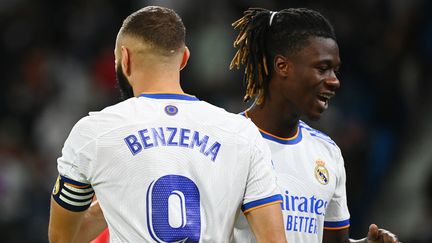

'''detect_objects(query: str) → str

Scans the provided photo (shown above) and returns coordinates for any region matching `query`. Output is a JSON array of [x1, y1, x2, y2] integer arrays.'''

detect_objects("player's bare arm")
[[49, 199, 107, 243], [323, 224, 399, 243], [245, 203, 287, 243], [49, 197, 86, 243], [75, 200, 108, 243]]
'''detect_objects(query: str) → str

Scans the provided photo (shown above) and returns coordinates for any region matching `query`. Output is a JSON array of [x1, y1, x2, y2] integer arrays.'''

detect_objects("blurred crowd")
[[0, 0, 431, 242]]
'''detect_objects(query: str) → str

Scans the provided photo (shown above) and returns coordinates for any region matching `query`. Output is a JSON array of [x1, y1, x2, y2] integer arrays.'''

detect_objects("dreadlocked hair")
[[230, 7, 336, 104]]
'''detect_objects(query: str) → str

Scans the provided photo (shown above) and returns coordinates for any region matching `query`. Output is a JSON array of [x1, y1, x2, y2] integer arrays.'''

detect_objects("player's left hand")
[[367, 224, 399, 243]]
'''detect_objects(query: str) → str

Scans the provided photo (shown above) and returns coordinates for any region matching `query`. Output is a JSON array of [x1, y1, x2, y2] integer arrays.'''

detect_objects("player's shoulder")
[[195, 101, 259, 137], [95, 97, 136, 117], [70, 98, 136, 137], [299, 120, 339, 148], [299, 121, 343, 161], [65, 113, 100, 143], [198, 101, 257, 129], [88, 98, 136, 122]]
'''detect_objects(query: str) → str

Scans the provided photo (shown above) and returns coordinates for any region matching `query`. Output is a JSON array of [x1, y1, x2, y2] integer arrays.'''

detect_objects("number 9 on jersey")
[[146, 175, 201, 242]]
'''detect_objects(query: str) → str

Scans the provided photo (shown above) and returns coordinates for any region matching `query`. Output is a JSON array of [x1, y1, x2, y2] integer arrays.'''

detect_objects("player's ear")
[[273, 54, 291, 78], [121, 46, 131, 77], [180, 46, 190, 71]]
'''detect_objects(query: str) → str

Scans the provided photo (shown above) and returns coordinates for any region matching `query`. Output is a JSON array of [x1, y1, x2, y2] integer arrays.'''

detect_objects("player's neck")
[[131, 71, 184, 95], [133, 82, 184, 95], [246, 101, 299, 139]]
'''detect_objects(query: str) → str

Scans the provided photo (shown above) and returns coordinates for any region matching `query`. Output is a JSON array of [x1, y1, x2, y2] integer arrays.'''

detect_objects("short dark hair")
[[230, 8, 336, 104], [121, 6, 185, 54]]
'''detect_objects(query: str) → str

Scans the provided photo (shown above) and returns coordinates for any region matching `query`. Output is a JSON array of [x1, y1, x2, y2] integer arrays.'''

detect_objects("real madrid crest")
[[314, 159, 329, 185]]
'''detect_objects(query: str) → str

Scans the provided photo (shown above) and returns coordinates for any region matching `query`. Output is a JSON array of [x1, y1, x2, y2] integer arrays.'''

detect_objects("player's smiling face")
[[280, 36, 341, 121]]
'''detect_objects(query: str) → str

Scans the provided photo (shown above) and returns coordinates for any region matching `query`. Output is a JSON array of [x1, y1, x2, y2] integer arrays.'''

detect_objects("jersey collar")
[[139, 93, 199, 101], [240, 111, 303, 145]]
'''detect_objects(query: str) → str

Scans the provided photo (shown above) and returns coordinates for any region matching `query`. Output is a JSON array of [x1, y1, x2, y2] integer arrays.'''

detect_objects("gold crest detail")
[[52, 176, 60, 195], [314, 159, 329, 185]]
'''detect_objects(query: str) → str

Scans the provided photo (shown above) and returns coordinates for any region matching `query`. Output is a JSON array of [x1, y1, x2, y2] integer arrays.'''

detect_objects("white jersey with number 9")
[[55, 93, 282, 242]]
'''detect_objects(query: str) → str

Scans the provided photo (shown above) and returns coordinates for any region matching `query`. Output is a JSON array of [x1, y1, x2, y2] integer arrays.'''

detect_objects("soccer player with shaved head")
[[48, 6, 287, 243]]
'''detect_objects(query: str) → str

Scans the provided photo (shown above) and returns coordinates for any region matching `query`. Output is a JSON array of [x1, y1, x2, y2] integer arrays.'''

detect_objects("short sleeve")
[[57, 116, 97, 185], [324, 149, 350, 230], [241, 123, 282, 213], [52, 116, 97, 211]]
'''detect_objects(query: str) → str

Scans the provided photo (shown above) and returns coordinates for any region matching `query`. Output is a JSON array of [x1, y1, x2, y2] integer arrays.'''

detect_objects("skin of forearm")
[[73, 203, 108, 243]]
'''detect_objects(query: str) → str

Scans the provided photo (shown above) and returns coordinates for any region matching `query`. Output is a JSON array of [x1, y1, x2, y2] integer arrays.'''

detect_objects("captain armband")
[[52, 175, 95, 212]]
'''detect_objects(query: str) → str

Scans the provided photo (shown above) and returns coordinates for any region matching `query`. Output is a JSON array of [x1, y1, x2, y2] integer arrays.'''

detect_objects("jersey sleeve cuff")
[[323, 219, 350, 230], [242, 194, 283, 214], [52, 175, 94, 212]]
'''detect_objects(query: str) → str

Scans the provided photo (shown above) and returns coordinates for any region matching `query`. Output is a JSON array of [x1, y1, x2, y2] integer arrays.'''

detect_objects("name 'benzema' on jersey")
[[124, 125, 221, 162]]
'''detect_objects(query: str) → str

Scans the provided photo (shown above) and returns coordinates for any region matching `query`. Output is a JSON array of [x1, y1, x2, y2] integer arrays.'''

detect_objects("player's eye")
[[317, 66, 329, 74]]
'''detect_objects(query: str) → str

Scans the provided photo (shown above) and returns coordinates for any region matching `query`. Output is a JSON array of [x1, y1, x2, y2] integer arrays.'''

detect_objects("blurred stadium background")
[[1, 0, 431, 242]]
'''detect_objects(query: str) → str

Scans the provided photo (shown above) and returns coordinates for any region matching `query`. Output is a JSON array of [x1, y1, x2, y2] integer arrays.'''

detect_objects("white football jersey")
[[233, 114, 350, 243], [56, 93, 282, 243]]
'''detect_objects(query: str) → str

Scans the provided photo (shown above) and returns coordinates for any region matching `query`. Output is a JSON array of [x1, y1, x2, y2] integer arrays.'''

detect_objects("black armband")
[[52, 175, 94, 212]]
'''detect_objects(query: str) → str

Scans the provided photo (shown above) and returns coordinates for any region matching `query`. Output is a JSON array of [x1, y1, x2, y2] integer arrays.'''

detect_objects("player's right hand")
[[367, 224, 399, 243]]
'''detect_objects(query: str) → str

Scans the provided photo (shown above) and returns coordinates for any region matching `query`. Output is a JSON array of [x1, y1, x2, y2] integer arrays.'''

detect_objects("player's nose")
[[325, 71, 340, 91]]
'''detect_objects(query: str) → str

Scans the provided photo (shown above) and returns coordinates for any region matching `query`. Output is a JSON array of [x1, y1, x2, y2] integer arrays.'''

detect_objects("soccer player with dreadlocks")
[[230, 7, 399, 243]]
